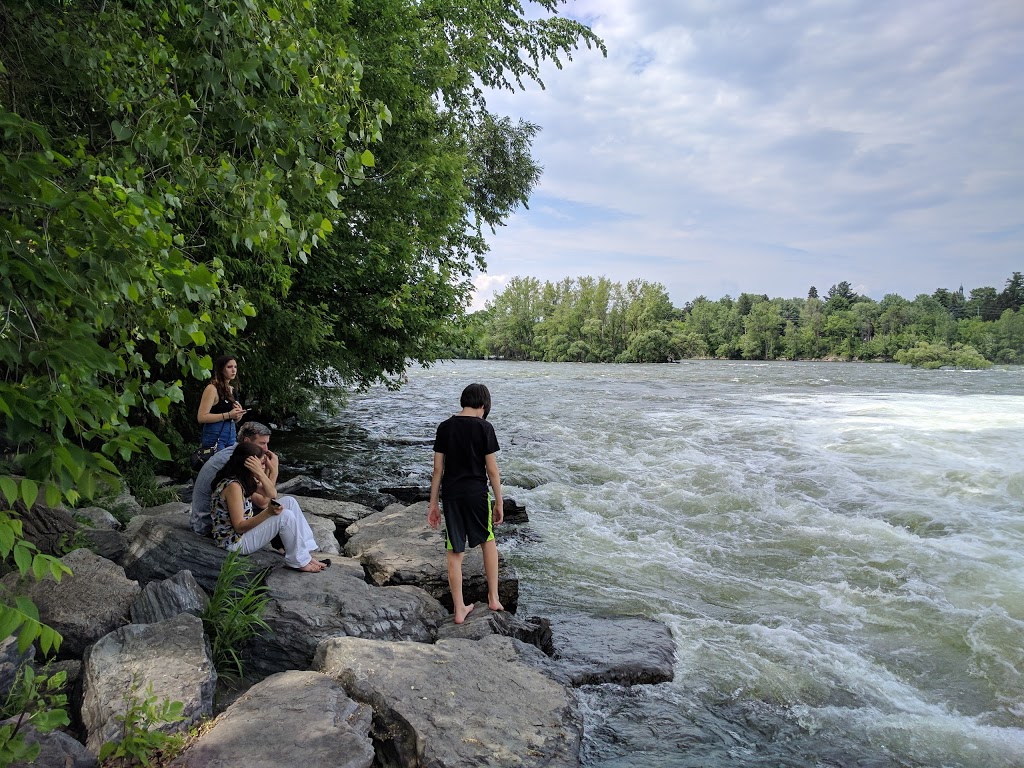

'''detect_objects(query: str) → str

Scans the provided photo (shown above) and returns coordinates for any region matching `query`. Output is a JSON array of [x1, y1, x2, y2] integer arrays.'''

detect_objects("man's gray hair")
[[238, 421, 272, 440]]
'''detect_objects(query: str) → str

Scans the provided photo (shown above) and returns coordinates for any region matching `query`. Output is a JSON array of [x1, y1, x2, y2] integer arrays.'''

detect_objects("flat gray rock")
[[170, 671, 373, 768], [344, 501, 519, 613], [315, 635, 582, 768]]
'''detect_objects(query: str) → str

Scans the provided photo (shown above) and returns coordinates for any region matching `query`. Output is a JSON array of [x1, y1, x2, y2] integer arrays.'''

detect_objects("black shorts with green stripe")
[[441, 494, 494, 553]]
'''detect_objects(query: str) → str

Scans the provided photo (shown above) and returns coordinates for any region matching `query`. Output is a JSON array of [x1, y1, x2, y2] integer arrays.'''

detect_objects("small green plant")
[[0, 665, 70, 766], [200, 550, 271, 680], [56, 527, 94, 556], [98, 683, 186, 767], [119, 461, 178, 509]]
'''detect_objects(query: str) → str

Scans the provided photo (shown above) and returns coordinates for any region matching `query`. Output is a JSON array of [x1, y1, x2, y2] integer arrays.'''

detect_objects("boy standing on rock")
[[428, 383, 504, 623]]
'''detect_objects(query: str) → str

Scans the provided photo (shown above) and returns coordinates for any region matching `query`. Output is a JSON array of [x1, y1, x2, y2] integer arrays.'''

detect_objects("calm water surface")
[[274, 360, 1024, 768]]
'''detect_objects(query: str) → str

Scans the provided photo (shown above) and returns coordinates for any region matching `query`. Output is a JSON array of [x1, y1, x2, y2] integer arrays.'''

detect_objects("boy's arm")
[[485, 452, 503, 525], [427, 451, 444, 529]]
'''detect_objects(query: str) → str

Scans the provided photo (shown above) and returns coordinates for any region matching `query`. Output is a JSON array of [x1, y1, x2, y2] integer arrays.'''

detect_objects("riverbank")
[[2, 482, 676, 766]]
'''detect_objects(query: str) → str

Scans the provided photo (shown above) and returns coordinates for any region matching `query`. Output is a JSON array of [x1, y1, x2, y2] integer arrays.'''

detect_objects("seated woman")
[[210, 441, 329, 573], [197, 354, 245, 450]]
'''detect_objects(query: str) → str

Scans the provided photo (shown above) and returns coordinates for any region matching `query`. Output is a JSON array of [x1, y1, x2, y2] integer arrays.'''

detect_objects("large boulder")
[[120, 511, 282, 592], [0, 549, 140, 659], [244, 566, 447, 680], [80, 613, 216, 755], [169, 671, 374, 768], [344, 502, 519, 613], [315, 635, 582, 768], [129, 571, 209, 625]]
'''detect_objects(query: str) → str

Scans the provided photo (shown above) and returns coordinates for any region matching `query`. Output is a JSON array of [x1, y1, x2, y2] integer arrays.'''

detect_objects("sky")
[[471, 0, 1024, 310]]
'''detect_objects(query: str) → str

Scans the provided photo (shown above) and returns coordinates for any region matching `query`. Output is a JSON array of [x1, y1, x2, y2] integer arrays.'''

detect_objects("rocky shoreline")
[[1, 483, 676, 767]]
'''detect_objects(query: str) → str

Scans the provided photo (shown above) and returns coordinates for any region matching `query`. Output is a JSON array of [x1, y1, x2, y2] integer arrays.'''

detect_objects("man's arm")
[[427, 451, 444, 529], [485, 452, 503, 525]]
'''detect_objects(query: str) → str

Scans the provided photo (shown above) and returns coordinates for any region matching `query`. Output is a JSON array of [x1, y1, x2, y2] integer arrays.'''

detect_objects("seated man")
[[191, 421, 300, 537]]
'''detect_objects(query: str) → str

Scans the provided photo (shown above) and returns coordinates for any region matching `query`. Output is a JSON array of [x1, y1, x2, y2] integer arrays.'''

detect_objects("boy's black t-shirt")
[[433, 415, 500, 499]]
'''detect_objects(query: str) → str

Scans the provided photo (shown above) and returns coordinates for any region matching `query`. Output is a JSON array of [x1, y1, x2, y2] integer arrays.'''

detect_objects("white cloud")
[[469, 273, 511, 312], [478, 0, 1024, 304]]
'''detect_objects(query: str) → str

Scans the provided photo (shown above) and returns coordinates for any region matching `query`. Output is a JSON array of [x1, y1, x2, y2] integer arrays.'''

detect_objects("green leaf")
[[267, 7, 282, 21], [360, 149, 375, 167], [320, 218, 333, 234], [20, 479, 38, 510], [0, 477, 17, 507]]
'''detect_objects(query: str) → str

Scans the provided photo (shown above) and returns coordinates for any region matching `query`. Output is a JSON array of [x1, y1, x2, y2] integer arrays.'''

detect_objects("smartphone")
[[270, 499, 282, 508]]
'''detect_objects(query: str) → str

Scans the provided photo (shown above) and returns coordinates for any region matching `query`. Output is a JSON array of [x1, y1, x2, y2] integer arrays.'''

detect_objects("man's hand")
[[264, 449, 279, 480], [427, 501, 441, 530], [493, 497, 504, 526]]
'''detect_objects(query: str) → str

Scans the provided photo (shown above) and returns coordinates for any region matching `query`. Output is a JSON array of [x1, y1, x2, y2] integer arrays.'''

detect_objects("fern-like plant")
[[200, 550, 271, 680]]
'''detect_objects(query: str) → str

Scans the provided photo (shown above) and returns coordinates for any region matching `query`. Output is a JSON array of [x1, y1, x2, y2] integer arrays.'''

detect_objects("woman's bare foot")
[[488, 600, 505, 612], [293, 559, 326, 573], [454, 603, 475, 624]]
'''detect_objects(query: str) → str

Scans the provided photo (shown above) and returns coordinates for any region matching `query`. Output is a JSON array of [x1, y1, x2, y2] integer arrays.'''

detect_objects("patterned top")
[[211, 478, 253, 549]]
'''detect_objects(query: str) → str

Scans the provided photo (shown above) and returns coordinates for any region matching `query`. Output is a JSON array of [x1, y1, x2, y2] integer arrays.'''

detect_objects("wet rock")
[[0, 549, 140, 660], [80, 613, 215, 755], [169, 671, 374, 768], [129, 571, 209, 625], [378, 485, 430, 504], [245, 565, 447, 680], [275, 474, 331, 497], [502, 498, 529, 525], [436, 607, 554, 655], [343, 501, 519, 613], [548, 615, 676, 687], [315, 635, 582, 768]]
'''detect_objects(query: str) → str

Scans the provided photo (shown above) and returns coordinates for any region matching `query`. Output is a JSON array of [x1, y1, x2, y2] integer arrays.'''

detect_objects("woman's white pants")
[[229, 497, 318, 568]]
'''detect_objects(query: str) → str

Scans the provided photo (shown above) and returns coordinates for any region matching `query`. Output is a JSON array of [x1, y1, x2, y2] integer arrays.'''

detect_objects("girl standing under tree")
[[197, 354, 245, 449]]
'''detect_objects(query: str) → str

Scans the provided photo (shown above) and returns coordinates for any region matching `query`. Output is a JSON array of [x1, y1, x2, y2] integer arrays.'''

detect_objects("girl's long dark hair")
[[212, 354, 238, 402], [212, 441, 263, 498]]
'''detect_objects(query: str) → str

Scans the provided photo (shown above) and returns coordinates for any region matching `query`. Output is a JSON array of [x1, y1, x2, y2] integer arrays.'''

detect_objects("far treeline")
[[447, 273, 1024, 368]]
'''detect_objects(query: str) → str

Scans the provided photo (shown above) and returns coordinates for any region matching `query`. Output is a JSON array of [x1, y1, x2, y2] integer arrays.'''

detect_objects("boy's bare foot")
[[488, 600, 505, 612], [454, 603, 475, 624]]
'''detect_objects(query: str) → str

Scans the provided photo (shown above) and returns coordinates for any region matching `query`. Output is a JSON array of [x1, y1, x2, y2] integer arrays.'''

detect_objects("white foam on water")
[[334, 360, 1024, 766]]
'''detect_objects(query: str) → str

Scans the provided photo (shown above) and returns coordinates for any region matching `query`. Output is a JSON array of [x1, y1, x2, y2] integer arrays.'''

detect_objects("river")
[[272, 359, 1024, 768]]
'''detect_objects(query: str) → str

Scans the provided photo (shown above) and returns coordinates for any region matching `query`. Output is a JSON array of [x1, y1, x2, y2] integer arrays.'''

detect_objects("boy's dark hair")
[[212, 441, 264, 497], [460, 383, 491, 419]]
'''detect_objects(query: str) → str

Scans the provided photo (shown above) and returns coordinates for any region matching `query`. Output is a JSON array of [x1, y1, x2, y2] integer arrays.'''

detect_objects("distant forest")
[[447, 272, 1024, 368]]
